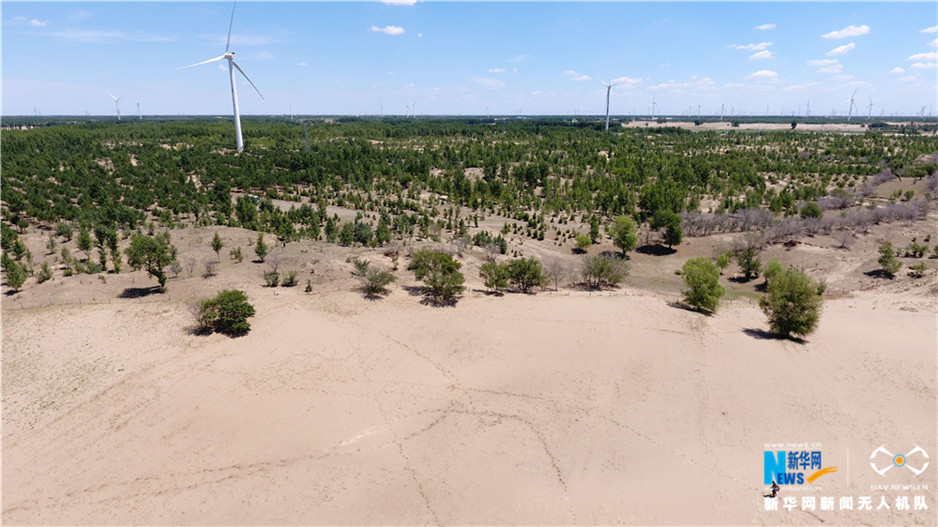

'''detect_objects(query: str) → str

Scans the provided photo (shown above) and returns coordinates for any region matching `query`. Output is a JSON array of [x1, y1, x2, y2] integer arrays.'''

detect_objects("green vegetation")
[[125, 233, 175, 291], [351, 257, 395, 298], [681, 257, 724, 312], [877, 242, 901, 277], [506, 257, 545, 293], [607, 215, 638, 257], [408, 249, 465, 304], [737, 246, 762, 281], [759, 267, 824, 339], [479, 260, 509, 293], [211, 231, 225, 260], [581, 255, 628, 289], [197, 289, 255, 336]]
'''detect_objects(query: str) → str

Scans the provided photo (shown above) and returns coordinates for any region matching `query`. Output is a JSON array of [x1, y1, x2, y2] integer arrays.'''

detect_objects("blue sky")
[[3, 1, 936, 117]]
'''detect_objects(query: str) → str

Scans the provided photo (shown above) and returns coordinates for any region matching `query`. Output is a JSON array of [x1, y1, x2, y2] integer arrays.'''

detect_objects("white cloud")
[[297, 62, 308, 67], [417, 33, 423, 38], [930, 38, 937, 49], [488, 68, 506, 73], [920, 26, 938, 34], [369, 25, 405, 36], [821, 25, 869, 39], [806, 59, 837, 67], [910, 62, 937, 70], [818, 64, 844, 74], [833, 75, 854, 81], [609, 76, 642, 87], [472, 77, 505, 90], [889, 67, 905, 74], [826, 42, 856, 56], [649, 76, 714, 92], [563, 70, 590, 81], [251, 51, 275, 61], [750, 50, 776, 60], [724, 83, 746, 89], [745, 70, 779, 81], [45, 29, 126, 43], [754, 23, 776, 31], [733, 42, 773, 51], [907, 52, 938, 61], [382, 0, 417, 5], [510, 54, 530, 63], [897, 75, 917, 82], [29, 18, 48, 27]]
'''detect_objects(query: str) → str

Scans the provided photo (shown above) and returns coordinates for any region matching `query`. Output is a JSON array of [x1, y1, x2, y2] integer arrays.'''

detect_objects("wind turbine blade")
[[107, 90, 118, 101], [179, 55, 227, 69], [226, 1, 237, 52], [598, 77, 609, 87], [232, 60, 263, 99]]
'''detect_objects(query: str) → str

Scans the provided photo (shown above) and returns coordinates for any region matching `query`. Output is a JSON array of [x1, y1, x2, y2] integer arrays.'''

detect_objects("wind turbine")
[[651, 93, 658, 120], [866, 96, 874, 120], [181, 2, 263, 152], [598, 78, 619, 131], [805, 99, 811, 118], [137, 102, 142, 120], [107, 91, 122, 120], [846, 89, 857, 121]]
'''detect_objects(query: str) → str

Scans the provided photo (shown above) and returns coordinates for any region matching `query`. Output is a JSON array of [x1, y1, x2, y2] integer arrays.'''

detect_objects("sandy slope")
[[2, 285, 935, 525]]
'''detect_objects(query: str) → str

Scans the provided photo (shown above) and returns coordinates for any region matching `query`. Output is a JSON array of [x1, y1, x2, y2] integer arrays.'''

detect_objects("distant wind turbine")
[[181, 2, 263, 152], [866, 96, 874, 120], [107, 91, 122, 120], [137, 102, 142, 120], [598, 78, 619, 131], [846, 89, 858, 121], [651, 93, 658, 120]]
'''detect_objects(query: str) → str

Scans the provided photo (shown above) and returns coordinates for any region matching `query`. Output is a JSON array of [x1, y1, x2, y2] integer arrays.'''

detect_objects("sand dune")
[[3, 285, 935, 525]]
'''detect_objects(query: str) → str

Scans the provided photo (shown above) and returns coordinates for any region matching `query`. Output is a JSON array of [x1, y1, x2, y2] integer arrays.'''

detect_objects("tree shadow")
[[667, 301, 715, 316], [636, 244, 676, 256], [863, 269, 894, 279], [402, 285, 425, 297], [729, 276, 756, 284], [118, 286, 162, 298], [420, 295, 461, 308], [742, 328, 807, 344]]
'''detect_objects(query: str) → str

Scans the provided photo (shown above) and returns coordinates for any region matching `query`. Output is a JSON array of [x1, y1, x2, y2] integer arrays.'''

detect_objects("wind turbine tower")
[[137, 102, 142, 120], [846, 89, 858, 121], [107, 91, 122, 120], [182, 2, 264, 152], [866, 96, 874, 120], [599, 78, 619, 131], [651, 94, 657, 120]]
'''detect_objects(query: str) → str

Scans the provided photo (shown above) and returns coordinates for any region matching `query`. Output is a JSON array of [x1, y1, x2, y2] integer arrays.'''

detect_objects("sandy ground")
[[2, 278, 935, 524]]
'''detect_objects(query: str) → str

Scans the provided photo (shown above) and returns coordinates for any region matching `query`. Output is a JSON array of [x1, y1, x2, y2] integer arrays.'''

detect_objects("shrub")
[[281, 270, 299, 287], [506, 257, 544, 293], [203, 259, 218, 278], [479, 260, 509, 293], [759, 267, 824, 339], [904, 242, 927, 258], [800, 202, 823, 220], [716, 253, 731, 275], [230, 246, 244, 263], [4, 259, 28, 291], [37, 261, 53, 283], [651, 210, 683, 249], [197, 289, 255, 336], [211, 231, 225, 259], [908, 262, 928, 278], [581, 254, 628, 289], [877, 242, 901, 277], [681, 257, 724, 312], [263, 271, 280, 287], [350, 258, 395, 297], [763, 258, 784, 284]]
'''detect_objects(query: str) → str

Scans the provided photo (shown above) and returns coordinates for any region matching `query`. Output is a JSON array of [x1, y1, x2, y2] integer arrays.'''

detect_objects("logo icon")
[[764, 450, 837, 485], [870, 445, 929, 476]]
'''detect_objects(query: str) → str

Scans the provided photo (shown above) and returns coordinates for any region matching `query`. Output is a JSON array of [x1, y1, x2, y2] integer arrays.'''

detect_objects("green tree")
[[479, 260, 509, 293], [763, 258, 784, 285], [651, 210, 683, 249], [408, 249, 465, 304], [4, 259, 28, 291], [211, 231, 225, 260], [759, 267, 824, 339], [877, 241, 901, 277], [125, 234, 174, 291], [581, 254, 628, 289], [800, 202, 822, 220], [506, 257, 544, 293], [716, 253, 731, 275], [198, 289, 255, 336], [77, 225, 93, 261], [681, 257, 725, 312], [608, 215, 638, 257], [254, 232, 269, 262], [737, 246, 762, 281], [574, 233, 592, 253]]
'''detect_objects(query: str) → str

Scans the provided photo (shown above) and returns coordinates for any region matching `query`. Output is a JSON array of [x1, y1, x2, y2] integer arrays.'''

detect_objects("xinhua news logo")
[[870, 445, 930, 477], [764, 449, 838, 485]]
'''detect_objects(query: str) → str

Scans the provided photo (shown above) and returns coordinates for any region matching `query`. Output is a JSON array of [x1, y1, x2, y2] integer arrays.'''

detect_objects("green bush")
[[716, 253, 731, 274], [681, 257, 724, 312], [877, 242, 901, 277], [737, 246, 762, 281], [198, 290, 255, 336], [263, 271, 280, 287], [800, 202, 823, 220], [651, 210, 683, 249], [607, 215, 638, 257], [351, 257, 395, 297], [759, 267, 824, 339], [408, 249, 464, 304], [479, 260, 509, 293], [506, 257, 544, 293], [125, 233, 174, 291], [281, 270, 298, 287], [574, 233, 592, 253]]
